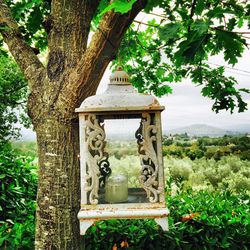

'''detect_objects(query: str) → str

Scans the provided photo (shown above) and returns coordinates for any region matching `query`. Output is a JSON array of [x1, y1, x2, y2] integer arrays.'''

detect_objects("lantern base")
[[78, 204, 169, 235]]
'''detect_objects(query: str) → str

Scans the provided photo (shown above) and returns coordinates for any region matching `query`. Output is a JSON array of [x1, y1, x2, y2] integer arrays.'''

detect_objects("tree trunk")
[[35, 116, 83, 249]]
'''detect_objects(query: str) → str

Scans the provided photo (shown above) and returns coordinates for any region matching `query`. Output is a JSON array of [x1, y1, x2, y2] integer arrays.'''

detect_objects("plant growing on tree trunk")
[[0, 0, 249, 249]]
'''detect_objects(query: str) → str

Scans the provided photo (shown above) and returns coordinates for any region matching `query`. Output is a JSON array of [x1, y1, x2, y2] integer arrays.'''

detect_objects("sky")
[[96, 50, 250, 132]]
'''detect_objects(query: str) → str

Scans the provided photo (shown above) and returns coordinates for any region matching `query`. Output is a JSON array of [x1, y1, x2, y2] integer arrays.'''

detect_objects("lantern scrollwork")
[[136, 113, 161, 203], [85, 114, 111, 204]]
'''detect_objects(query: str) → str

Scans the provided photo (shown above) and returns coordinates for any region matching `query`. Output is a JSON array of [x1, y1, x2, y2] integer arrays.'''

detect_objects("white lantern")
[[76, 67, 169, 234]]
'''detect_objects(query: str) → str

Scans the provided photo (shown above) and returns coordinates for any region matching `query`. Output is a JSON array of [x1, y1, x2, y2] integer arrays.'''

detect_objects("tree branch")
[[0, 0, 45, 91], [134, 19, 159, 27], [54, 0, 147, 118]]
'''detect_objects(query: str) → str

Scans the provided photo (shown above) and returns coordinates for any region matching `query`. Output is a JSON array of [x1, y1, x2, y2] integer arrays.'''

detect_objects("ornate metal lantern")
[[76, 67, 169, 234]]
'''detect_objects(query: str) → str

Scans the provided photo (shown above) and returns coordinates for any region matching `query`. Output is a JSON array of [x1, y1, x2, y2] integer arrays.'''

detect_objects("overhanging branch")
[[0, 0, 45, 91]]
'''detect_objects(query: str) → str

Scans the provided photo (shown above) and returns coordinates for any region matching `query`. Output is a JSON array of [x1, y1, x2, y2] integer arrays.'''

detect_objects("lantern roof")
[[75, 67, 164, 113]]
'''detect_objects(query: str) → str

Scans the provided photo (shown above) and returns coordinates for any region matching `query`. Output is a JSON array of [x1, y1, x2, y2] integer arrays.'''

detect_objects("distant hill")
[[164, 124, 241, 137], [17, 123, 250, 141], [224, 124, 250, 133]]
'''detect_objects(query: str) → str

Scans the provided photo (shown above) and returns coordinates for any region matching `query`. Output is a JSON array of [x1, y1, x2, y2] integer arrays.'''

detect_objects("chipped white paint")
[[80, 220, 94, 235], [155, 217, 169, 231], [79, 114, 88, 205], [75, 68, 164, 113], [78, 207, 169, 234], [78, 207, 169, 219], [76, 68, 169, 235]]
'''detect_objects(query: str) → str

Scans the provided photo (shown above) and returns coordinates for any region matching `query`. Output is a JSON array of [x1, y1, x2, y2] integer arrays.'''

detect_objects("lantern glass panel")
[[105, 118, 141, 186], [98, 117, 147, 204]]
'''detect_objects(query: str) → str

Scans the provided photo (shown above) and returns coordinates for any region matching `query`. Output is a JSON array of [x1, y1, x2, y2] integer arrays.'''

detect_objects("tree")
[[0, 0, 249, 248], [0, 52, 27, 144]]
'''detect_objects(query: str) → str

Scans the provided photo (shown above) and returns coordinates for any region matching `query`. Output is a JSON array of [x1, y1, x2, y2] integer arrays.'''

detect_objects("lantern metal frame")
[[76, 68, 169, 235]]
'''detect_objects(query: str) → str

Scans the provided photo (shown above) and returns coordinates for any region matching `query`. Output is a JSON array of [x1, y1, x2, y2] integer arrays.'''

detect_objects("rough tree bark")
[[0, 0, 146, 249]]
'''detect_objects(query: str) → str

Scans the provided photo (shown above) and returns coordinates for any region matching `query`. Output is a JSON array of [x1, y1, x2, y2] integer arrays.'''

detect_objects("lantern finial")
[[109, 67, 130, 85]]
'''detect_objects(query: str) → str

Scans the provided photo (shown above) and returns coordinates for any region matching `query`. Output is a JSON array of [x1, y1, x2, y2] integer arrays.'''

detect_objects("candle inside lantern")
[[105, 174, 128, 203]]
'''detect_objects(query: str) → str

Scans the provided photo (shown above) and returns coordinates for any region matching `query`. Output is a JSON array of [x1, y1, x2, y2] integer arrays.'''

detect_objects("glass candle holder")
[[105, 174, 128, 203]]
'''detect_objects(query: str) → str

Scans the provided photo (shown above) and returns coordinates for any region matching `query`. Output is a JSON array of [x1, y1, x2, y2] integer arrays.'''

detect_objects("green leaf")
[[227, 18, 236, 31], [99, 0, 137, 16], [27, 6, 43, 33], [144, 0, 163, 13], [175, 34, 210, 65], [239, 88, 250, 93], [195, 0, 205, 15], [191, 20, 210, 38], [207, 6, 227, 19], [156, 68, 165, 78], [237, 17, 244, 28], [202, 86, 211, 96], [0, 25, 10, 31], [0, 174, 6, 179], [159, 22, 182, 42], [215, 29, 245, 65]]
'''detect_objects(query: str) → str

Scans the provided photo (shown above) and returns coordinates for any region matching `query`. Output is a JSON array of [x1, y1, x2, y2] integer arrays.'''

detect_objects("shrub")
[[85, 190, 250, 250], [167, 157, 193, 181], [163, 135, 250, 160], [0, 142, 37, 249], [164, 156, 250, 194]]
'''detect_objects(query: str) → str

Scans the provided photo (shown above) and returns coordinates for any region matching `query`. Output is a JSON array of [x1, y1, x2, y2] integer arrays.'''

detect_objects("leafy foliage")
[[0, 143, 37, 249], [12, 141, 38, 159], [85, 190, 250, 250], [99, 0, 137, 16], [115, 0, 250, 113], [5, 0, 50, 50], [0, 53, 28, 141], [163, 135, 250, 160], [165, 155, 250, 194], [106, 138, 250, 194], [191, 65, 250, 113]]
